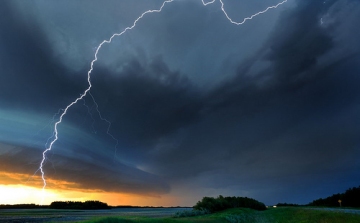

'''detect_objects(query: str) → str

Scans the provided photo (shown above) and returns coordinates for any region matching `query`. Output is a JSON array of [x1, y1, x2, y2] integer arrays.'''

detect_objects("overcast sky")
[[1, 0, 360, 206]]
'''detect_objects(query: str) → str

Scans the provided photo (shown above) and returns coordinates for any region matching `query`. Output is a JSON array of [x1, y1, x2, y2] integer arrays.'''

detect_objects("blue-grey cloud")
[[1, 0, 359, 205]]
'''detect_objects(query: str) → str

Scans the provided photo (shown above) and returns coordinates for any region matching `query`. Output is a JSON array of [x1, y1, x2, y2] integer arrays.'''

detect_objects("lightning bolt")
[[38, 0, 288, 203], [39, 0, 175, 203], [202, 0, 216, 6], [81, 98, 97, 134], [219, 0, 288, 25], [88, 92, 120, 161], [201, 0, 288, 25]]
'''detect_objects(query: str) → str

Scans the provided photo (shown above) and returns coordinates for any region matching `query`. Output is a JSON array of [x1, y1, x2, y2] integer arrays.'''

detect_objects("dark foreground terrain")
[[1, 207, 360, 223], [0, 207, 189, 222]]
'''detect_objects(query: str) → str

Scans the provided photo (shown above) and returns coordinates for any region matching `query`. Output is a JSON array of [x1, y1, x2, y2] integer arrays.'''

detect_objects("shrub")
[[193, 195, 266, 213], [173, 209, 210, 218], [276, 203, 300, 207]]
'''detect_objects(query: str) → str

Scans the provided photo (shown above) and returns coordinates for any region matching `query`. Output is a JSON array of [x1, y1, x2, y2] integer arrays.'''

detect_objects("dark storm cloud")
[[90, 56, 204, 148], [136, 0, 360, 203], [265, 1, 335, 82], [0, 1, 172, 195], [1, 0, 359, 205], [0, 1, 87, 110], [0, 144, 170, 195]]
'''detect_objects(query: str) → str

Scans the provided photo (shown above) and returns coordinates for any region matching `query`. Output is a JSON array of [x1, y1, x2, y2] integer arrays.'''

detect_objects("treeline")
[[49, 200, 110, 209], [276, 203, 300, 207], [0, 204, 46, 209], [308, 186, 360, 207], [193, 195, 267, 213], [113, 205, 185, 208]]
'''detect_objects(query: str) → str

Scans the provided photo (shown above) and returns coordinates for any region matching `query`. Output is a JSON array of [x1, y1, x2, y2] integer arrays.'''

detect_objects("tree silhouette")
[[193, 195, 266, 213], [49, 200, 110, 209]]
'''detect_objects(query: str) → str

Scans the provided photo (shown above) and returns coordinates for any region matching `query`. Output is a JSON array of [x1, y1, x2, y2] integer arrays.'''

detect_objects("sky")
[[0, 0, 359, 206]]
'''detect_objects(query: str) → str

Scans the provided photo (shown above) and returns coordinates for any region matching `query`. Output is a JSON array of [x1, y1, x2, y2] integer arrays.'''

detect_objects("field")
[[1, 207, 360, 223], [0, 208, 188, 222]]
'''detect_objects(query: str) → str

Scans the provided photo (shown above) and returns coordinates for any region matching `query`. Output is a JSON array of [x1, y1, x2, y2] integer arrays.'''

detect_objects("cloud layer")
[[1, 0, 359, 205]]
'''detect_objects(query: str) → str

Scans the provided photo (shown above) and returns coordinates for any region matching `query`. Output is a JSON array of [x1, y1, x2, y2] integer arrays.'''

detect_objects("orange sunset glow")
[[0, 171, 179, 206]]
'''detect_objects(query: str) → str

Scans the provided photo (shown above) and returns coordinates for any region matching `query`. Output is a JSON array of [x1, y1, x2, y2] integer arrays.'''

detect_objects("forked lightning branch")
[[39, 0, 288, 203]]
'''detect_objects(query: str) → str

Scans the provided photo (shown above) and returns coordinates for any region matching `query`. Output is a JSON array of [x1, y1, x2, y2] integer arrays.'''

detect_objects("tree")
[[193, 195, 266, 213]]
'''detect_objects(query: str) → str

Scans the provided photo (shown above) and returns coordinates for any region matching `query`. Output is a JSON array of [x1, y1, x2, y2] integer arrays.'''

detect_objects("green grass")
[[72, 215, 226, 223], [2, 207, 359, 223], [262, 207, 360, 223], [74, 207, 360, 223]]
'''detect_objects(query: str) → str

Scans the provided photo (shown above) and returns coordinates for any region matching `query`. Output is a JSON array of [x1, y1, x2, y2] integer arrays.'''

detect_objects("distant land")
[[0, 202, 189, 210], [2, 185, 359, 210]]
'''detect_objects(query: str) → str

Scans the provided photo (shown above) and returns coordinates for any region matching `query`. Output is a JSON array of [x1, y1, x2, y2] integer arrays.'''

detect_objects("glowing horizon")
[[0, 172, 180, 206], [0, 184, 184, 206]]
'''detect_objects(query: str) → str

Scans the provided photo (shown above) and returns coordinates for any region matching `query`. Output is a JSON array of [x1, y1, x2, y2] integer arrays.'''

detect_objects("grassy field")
[[75, 207, 360, 223], [1, 207, 359, 222]]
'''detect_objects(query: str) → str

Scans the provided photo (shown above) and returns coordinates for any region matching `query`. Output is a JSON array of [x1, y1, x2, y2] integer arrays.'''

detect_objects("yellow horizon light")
[[0, 184, 61, 205], [0, 172, 179, 206]]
